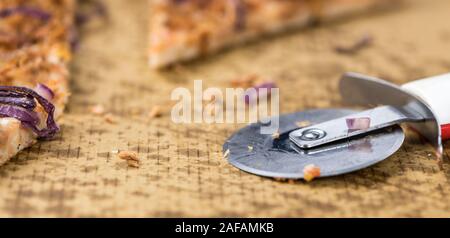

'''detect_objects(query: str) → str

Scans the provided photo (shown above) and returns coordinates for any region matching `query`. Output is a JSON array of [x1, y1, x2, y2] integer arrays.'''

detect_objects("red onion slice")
[[0, 86, 59, 139], [346, 117, 371, 130], [0, 105, 40, 127], [229, 0, 246, 31], [0, 6, 52, 21], [34, 83, 54, 101], [0, 91, 36, 109], [0, 96, 36, 110]]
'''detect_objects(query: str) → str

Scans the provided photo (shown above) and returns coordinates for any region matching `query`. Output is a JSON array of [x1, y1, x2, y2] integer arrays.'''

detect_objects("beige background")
[[1, 0, 450, 217]]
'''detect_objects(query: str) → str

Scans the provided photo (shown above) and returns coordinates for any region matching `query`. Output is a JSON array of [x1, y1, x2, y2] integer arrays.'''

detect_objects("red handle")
[[442, 124, 450, 141]]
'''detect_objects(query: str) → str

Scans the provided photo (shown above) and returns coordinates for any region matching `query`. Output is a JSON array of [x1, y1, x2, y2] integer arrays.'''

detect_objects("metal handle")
[[289, 105, 419, 149]]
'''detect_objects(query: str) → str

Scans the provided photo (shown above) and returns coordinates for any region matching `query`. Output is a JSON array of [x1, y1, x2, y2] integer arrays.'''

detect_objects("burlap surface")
[[0, 0, 449, 217]]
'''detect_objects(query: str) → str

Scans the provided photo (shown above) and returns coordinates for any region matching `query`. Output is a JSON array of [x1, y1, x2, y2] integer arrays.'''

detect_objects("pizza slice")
[[148, 0, 398, 68], [0, 0, 76, 166]]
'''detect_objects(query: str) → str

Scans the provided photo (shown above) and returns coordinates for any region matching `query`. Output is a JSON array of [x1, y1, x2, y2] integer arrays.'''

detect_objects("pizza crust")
[[148, 0, 398, 68], [149, 7, 312, 68], [0, 118, 35, 166], [318, 0, 396, 21], [0, 0, 76, 166]]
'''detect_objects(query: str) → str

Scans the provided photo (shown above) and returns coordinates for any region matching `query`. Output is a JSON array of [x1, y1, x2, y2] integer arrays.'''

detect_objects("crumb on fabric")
[[148, 105, 162, 119], [248, 145, 253, 152], [118, 151, 140, 168], [90, 104, 105, 115], [103, 113, 117, 124], [303, 164, 321, 182]]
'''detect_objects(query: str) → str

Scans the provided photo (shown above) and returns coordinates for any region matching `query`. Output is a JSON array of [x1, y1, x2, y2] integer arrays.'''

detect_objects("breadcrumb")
[[303, 164, 321, 182], [103, 113, 117, 124], [118, 151, 140, 168], [90, 104, 105, 115], [247, 145, 253, 152], [148, 105, 162, 119]]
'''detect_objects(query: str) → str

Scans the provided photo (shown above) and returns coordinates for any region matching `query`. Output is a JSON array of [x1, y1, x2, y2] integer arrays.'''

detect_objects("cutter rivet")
[[299, 128, 326, 141]]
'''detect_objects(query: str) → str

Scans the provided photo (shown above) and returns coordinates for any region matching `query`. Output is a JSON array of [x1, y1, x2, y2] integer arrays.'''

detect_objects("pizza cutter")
[[223, 72, 449, 179]]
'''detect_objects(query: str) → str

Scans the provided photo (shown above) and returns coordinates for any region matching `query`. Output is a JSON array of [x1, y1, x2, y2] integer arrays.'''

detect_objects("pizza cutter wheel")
[[223, 109, 404, 179], [224, 72, 450, 179]]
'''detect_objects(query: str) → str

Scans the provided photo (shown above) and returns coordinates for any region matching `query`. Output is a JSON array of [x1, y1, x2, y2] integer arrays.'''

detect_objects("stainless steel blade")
[[289, 73, 442, 153], [224, 109, 404, 179], [289, 105, 422, 149]]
